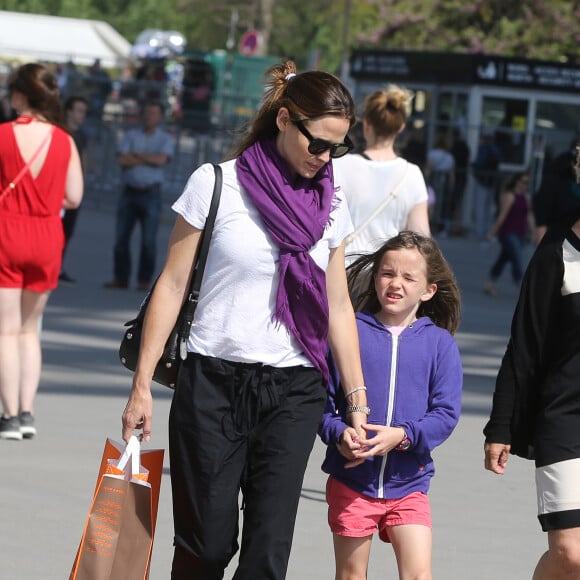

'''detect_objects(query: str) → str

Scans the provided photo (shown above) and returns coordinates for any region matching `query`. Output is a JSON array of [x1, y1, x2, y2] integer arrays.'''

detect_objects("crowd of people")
[[2, 58, 580, 579]]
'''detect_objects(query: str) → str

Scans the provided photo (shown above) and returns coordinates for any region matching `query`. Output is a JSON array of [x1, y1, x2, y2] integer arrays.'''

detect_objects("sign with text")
[[350, 49, 580, 93]]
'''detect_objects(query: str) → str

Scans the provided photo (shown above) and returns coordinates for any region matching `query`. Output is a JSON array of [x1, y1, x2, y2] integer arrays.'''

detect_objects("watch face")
[[397, 437, 411, 451]]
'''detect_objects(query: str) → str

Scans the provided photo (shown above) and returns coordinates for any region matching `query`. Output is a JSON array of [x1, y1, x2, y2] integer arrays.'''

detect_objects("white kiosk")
[[346, 49, 580, 231]]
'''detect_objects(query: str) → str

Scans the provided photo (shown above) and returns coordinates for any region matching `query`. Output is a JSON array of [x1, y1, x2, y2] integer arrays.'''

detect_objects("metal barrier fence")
[[82, 119, 238, 212], [83, 118, 511, 238]]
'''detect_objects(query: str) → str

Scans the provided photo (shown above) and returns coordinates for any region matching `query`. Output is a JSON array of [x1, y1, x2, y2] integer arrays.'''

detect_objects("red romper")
[[0, 120, 71, 292]]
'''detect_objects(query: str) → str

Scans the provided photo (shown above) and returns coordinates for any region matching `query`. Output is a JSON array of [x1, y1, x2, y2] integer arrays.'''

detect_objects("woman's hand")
[[122, 379, 153, 443]]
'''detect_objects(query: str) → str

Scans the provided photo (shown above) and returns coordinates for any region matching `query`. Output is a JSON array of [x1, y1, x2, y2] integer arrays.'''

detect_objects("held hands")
[[336, 427, 368, 468], [346, 410, 368, 442], [484, 442, 511, 474], [337, 424, 407, 468]]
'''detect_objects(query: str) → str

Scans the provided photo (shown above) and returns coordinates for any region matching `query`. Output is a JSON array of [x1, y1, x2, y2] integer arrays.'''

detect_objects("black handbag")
[[118, 164, 222, 388]]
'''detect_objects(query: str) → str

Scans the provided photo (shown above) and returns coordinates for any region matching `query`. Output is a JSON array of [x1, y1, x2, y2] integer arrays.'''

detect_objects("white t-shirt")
[[333, 155, 428, 258], [171, 159, 353, 368]]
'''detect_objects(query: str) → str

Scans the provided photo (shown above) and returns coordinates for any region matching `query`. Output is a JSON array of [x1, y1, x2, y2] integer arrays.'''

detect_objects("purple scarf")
[[236, 138, 336, 381]]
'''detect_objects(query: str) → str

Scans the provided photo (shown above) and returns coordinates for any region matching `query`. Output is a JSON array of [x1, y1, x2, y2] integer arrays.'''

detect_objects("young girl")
[[319, 231, 463, 580], [483, 172, 536, 297]]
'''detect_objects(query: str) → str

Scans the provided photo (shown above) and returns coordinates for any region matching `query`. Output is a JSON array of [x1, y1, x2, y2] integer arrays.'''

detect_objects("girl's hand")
[[350, 424, 406, 459]]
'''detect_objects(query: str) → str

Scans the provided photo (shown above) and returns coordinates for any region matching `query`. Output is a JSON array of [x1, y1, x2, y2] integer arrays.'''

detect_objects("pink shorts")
[[326, 476, 431, 543]]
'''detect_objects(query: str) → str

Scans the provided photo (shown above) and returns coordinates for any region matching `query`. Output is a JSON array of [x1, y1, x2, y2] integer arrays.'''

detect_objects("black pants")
[[169, 354, 326, 580], [62, 207, 80, 256], [489, 233, 524, 284], [113, 185, 161, 285]]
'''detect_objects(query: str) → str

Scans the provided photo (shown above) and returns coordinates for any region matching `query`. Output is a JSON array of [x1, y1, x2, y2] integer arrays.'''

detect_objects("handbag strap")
[[0, 125, 55, 200], [176, 164, 223, 355], [345, 161, 410, 246]]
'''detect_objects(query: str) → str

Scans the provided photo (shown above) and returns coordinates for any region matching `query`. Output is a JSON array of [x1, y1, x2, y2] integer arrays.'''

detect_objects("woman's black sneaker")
[[19, 412, 36, 439], [0, 416, 23, 440]]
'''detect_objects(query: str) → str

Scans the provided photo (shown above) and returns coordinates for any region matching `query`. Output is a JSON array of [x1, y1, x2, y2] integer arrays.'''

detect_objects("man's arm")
[[117, 151, 169, 167], [132, 152, 170, 166], [117, 151, 142, 167]]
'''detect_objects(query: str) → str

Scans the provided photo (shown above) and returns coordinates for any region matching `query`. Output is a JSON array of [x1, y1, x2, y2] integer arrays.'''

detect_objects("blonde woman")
[[333, 85, 430, 261]]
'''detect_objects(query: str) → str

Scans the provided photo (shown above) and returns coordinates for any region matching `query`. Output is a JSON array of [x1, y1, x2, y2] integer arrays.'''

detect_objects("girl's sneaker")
[[0, 416, 23, 440], [19, 412, 36, 439]]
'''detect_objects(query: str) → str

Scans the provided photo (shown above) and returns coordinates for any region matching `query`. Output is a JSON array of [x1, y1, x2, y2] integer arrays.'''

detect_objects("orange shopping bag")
[[69, 436, 164, 580]]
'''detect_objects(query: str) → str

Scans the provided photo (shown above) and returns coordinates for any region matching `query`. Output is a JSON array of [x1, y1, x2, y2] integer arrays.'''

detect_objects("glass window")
[[535, 101, 580, 161], [436, 91, 468, 135], [481, 96, 529, 164]]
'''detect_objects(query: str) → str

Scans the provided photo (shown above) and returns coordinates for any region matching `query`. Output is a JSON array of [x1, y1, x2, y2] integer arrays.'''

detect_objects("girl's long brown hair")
[[347, 231, 461, 335]]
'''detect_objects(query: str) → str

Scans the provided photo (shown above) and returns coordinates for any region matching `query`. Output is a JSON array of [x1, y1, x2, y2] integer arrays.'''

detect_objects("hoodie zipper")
[[377, 333, 399, 499]]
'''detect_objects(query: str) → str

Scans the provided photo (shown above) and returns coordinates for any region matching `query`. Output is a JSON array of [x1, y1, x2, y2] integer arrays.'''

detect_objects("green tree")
[[2, 0, 580, 69], [355, 0, 580, 62]]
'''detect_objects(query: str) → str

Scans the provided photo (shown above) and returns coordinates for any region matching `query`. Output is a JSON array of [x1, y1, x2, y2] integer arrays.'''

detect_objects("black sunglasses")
[[294, 120, 354, 159]]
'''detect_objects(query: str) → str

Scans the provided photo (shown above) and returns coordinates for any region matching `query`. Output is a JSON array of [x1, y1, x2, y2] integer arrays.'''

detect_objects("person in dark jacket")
[[484, 173, 580, 580], [472, 131, 501, 239], [59, 95, 89, 285], [533, 137, 580, 242], [319, 231, 462, 580], [449, 127, 470, 234]]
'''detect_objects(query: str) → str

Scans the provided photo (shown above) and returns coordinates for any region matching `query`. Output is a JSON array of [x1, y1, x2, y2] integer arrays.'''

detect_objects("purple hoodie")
[[319, 312, 462, 499]]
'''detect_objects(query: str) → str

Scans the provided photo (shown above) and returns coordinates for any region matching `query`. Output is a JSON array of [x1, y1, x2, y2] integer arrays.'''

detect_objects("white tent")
[[0, 11, 132, 69]]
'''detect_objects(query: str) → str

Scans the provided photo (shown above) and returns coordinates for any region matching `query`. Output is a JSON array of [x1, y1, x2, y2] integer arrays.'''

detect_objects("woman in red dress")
[[0, 63, 83, 440]]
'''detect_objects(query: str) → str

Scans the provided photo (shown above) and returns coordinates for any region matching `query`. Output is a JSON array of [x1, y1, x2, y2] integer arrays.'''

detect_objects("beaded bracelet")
[[345, 404, 371, 415], [344, 386, 367, 398]]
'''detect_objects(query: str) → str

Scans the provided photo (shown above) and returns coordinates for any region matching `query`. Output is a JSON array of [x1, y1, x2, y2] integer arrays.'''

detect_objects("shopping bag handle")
[[116, 435, 141, 478]]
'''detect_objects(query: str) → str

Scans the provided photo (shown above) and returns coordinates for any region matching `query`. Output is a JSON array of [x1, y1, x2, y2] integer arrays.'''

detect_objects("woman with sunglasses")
[[334, 85, 431, 261], [121, 60, 368, 579]]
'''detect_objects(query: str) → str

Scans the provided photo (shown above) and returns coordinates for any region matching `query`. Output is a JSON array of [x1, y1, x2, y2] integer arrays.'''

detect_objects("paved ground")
[[1, 204, 546, 579]]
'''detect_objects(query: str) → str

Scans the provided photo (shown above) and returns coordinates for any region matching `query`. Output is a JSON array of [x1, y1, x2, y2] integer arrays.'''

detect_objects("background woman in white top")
[[333, 84, 430, 260]]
